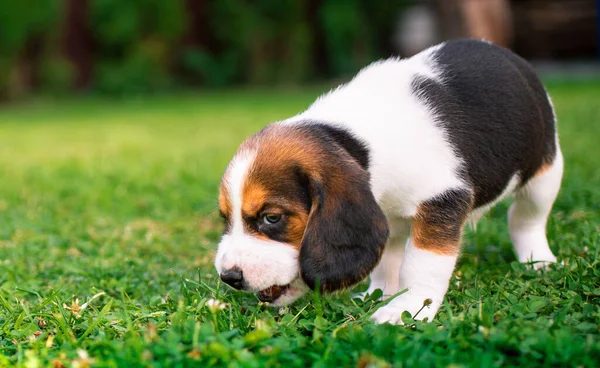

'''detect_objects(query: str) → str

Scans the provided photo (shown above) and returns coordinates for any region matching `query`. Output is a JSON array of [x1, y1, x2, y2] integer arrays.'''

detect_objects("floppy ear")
[[299, 163, 389, 293]]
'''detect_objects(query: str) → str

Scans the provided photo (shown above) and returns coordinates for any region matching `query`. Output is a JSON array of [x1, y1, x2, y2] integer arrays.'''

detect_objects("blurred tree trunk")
[[306, 0, 329, 79], [459, 0, 513, 48], [184, 0, 218, 53], [20, 35, 43, 91], [182, 0, 220, 85], [435, 0, 513, 48], [61, 0, 93, 91], [8, 34, 44, 99]]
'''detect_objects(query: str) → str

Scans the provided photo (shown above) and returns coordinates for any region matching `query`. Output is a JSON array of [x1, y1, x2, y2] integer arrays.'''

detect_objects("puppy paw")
[[371, 305, 406, 325], [531, 257, 557, 271], [371, 296, 438, 325]]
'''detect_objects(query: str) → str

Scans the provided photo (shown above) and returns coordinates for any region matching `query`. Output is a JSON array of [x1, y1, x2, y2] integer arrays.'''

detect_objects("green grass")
[[0, 81, 599, 367]]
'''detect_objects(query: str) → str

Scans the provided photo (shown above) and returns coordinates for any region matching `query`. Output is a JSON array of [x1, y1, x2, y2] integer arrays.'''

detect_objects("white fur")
[[228, 150, 256, 234], [218, 44, 464, 300], [217, 44, 561, 318], [215, 149, 302, 293], [215, 233, 300, 291], [282, 46, 472, 318], [283, 43, 467, 217], [362, 218, 411, 298], [270, 278, 309, 306], [547, 92, 557, 122], [509, 149, 563, 267], [371, 239, 458, 324]]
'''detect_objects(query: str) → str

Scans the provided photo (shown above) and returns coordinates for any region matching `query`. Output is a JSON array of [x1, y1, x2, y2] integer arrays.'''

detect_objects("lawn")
[[0, 81, 599, 367]]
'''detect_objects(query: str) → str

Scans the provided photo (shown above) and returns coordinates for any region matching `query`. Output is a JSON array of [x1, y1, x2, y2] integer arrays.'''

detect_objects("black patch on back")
[[412, 39, 557, 208], [301, 122, 371, 170]]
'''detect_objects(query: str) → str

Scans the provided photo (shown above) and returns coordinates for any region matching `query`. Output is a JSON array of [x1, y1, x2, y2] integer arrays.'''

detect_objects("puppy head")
[[215, 124, 389, 305]]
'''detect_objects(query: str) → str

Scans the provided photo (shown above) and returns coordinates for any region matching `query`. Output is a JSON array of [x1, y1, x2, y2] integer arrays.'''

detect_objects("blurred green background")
[[0, 0, 597, 100]]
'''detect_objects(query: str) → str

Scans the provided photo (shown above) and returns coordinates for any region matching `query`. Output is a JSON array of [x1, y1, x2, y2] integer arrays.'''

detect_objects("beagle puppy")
[[214, 39, 563, 324]]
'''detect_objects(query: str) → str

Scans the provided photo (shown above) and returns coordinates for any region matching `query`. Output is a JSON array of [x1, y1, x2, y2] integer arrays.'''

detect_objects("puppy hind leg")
[[508, 150, 563, 268]]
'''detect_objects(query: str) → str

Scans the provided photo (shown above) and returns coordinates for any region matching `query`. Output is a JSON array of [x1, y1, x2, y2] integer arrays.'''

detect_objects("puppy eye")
[[263, 214, 282, 225]]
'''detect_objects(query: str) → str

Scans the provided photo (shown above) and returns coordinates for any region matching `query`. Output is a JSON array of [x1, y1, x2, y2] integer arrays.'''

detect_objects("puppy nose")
[[220, 267, 244, 290]]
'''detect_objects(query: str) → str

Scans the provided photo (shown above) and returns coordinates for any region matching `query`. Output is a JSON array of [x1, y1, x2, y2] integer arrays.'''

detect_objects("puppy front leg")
[[371, 189, 471, 324], [370, 238, 459, 323], [362, 218, 411, 300]]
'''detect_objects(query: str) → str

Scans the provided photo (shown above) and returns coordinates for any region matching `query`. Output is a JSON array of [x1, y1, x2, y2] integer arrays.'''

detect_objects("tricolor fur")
[[215, 39, 563, 323]]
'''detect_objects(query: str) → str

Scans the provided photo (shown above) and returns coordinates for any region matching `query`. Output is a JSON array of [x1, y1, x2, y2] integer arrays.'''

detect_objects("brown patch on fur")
[[242, 126, 343, 249], [241, 184, 269, 217], [285, 209, 309, 248], [411, 189, 473, 255], [534, 162, 553, 177], [234, 129, 319, 247], [411, 219, 462, 255], [218, 182, 233, 233], [221, 123, 389, 292], [229, 124, 371, 250], [243, 176, 309, 245], [218, 184, 231, 218]]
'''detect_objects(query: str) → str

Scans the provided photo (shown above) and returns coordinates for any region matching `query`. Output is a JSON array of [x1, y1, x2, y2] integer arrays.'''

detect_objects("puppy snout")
[[220, 267, 244, 290]]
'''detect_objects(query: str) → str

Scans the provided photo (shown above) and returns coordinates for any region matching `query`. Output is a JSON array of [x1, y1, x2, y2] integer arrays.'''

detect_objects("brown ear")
[[299, 162, 389, 293]]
